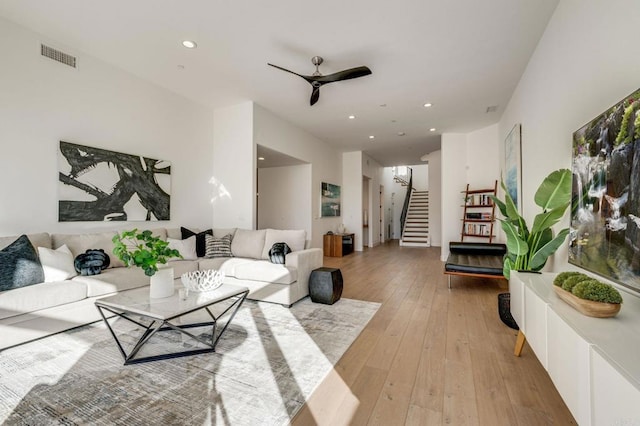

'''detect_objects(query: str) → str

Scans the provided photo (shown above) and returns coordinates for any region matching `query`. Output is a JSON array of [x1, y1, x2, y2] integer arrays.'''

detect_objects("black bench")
[[444, 242, 506, 288]]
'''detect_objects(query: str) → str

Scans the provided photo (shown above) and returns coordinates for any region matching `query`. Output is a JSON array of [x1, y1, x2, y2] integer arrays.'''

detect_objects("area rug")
[[0, 297, 379, 425]]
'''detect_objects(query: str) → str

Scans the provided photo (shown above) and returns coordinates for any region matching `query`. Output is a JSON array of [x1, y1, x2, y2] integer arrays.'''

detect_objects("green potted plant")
[[491, 168, 573, 279], [112, 229, 182, 298]]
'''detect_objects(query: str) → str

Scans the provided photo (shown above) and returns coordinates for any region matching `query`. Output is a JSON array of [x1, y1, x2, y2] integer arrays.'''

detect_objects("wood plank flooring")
[[291, 241, 576, 426]]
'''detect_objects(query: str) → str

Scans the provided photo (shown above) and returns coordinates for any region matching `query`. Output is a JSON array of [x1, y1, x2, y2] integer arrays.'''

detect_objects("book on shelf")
[[465, 212, 493, 220], [465, 223, 491, 236], [465, 194, 493, 206]]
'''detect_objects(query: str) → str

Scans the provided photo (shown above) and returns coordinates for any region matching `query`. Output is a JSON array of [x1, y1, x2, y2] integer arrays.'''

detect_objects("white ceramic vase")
[[150, 267, 175, 298]]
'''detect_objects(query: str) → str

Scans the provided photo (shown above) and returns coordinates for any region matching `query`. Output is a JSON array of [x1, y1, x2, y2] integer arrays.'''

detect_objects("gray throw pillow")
[[0, 234, 44, 291], [204, 234, 234, 258]]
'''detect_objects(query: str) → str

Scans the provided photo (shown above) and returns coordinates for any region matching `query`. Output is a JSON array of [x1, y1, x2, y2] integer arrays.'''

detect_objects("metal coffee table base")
[[96, 290, 248, 365]]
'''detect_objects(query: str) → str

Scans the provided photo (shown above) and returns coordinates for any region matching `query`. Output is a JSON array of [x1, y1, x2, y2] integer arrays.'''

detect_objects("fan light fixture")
[[348, 115, 356, 120], [258, 157, 265, 161], [369, 135, 375, 139], [182, 40, 197, 49], [430, 128, 436, 132], [424, 103, 433, 108]]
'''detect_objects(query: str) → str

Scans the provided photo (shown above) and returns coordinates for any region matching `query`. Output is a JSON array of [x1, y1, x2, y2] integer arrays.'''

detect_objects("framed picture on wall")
[[504, 123, 522, 213], [320, 182, 341, 217], [58, 141, 171, 222]]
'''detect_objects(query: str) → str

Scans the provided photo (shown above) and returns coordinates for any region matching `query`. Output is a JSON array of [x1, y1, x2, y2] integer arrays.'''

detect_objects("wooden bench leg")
[[514, 330, 526, 357], [448, 275, 451, 289]]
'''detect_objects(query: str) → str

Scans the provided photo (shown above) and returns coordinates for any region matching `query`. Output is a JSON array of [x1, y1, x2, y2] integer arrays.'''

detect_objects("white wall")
[[498, 0, 640, 273], [441, 134, 468, 260], [342, 151, 363, 250], [212, 102, 255, 229], [427, 150, 442, 247], [409, 164, 429, 191], [362, 152, 383, 247], [253, 104, 343, 249], [467, 124, 499, 189], [0, 18, 214, 236], [257, 164, 312, 238], [440, 124, 500, 260]]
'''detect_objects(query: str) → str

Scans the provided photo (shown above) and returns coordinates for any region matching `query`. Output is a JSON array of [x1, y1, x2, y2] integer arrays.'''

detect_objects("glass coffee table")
[[95, 284, 249, 365]]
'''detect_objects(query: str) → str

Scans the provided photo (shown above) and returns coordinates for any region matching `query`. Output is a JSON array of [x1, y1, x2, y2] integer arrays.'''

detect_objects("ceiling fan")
[[267, 56, 372, 106]]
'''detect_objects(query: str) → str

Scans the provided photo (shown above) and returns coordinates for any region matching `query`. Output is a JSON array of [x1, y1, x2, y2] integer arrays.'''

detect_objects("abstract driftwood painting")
[[58, 141, 171, 222]]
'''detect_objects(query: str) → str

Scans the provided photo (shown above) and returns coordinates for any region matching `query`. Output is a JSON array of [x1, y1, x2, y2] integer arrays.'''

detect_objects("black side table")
[[309, 267, 343, 305]]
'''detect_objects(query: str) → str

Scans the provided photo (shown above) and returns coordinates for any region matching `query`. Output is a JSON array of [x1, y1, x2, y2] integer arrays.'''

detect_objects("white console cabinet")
[[510, 271, 640, 425]]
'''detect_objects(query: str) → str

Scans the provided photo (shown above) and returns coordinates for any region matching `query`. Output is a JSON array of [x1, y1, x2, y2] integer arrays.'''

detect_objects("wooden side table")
[[323, 233, 354, 257]]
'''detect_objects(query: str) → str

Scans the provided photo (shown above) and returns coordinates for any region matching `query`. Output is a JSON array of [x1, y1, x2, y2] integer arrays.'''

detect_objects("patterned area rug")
[[0, 297, 379, 425]]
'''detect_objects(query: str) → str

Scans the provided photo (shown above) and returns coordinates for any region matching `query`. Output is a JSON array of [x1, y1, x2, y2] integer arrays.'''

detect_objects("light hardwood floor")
[[291, 241, 576, 426]]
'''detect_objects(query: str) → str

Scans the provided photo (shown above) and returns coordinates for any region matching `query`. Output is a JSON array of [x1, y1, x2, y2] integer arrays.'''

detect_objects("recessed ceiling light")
[[397, 132, 406, 136], [182, 40, 197, 49], [177, 64, 185, 70], [424, 103, 433, 108], [348, 115, 356, 119], [258, 157, 265, 161], [379, 104, 387, 107], [369, 135, 375, 139], [429, 128, 436, 132]]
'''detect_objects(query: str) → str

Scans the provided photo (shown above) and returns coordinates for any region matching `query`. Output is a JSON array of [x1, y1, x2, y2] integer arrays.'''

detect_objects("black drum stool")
[[309, 267, 343, 305]]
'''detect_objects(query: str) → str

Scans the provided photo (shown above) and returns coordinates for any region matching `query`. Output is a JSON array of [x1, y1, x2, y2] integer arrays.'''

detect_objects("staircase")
[[400, 190, 430, 247]]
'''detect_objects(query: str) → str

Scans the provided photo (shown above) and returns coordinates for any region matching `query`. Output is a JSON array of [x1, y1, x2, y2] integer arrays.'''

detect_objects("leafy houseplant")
[[112, 229, 182, 277], [491, 169, 573, 279]]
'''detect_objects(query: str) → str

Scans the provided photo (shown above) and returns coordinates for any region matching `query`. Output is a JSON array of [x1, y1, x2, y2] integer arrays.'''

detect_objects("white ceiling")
[[0, 0, 558, 166]]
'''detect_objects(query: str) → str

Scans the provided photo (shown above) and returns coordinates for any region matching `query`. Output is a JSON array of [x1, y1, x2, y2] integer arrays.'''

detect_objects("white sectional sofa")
[[0, 227, 323, 350]]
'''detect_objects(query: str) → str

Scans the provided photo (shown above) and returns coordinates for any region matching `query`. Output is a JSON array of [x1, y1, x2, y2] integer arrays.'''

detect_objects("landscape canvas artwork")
[[570, 88, 640, 294], [321, 182, 341, 217], [58, 141, 171, 222], [504, 124, 522, 213]]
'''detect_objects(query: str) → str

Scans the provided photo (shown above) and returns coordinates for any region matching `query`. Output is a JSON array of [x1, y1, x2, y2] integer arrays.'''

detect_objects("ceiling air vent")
[[41, 44, 77, 68]]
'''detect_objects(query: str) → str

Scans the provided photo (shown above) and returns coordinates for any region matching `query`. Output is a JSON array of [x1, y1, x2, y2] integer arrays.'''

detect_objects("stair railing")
[[399, 167, 413, 238]]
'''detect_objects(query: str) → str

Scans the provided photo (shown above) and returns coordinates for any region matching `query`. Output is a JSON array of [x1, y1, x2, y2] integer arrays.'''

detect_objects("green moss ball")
[[572, 280, 623, 304], [553, 271, 583, 287], [561, 274, 591, 292]]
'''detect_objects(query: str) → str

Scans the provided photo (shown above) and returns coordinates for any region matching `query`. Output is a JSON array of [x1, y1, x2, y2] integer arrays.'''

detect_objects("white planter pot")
[[150, 267, 175, 298]]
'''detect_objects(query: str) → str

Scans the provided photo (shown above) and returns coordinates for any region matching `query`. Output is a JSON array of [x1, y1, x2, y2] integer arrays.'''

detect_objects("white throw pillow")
[[167, 236, 198, 260], [37, 244, 77, 282]]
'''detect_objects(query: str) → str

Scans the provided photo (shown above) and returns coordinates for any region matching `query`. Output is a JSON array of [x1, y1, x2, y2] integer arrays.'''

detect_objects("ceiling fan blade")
[[267, 63, 314, 84], [313, 66, 372, 84], [310, 86, 320, 106]]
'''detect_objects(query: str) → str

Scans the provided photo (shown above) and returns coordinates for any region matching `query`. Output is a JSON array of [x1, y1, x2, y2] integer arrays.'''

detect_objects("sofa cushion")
[[38, 244, 77, 282], [231, 229, 266, 259], [234, 261, 297, 285], [213, 228, 237, 239], [167, 236, 198, 260], [181, 227, 212, 258], [168, 259, 199, 280], [0, 235, 45, 291], [0, 233, 51, 251], [205, 234, 233, 258], [52, 232, 123, 268], [198, 257, 254, 277], [0, 280, 88, 320], [261, 229, 306, 259], [72, 267, 150, 297]]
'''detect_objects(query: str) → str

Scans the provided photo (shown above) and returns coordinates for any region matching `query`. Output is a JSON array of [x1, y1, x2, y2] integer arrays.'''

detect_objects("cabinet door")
[[524, 286, 548, 367], [547, 309, 591, 425], [509, 274, 525, 332], [591, 349, 640, 424]]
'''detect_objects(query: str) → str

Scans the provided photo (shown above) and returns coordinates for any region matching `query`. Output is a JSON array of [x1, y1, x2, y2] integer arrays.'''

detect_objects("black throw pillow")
[[74, 249, 110, 276], [268, 242, 292, 265], [0, 235, 44, 291], [181, 227, 213, 258]]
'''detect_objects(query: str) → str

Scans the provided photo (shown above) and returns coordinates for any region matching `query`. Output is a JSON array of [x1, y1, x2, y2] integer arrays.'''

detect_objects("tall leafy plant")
[[491, 169, 572, 279]]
